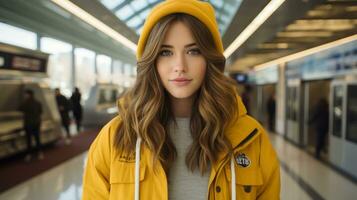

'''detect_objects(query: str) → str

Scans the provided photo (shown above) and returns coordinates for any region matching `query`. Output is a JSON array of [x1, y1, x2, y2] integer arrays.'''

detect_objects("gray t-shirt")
[[168, 118, 210, 200]]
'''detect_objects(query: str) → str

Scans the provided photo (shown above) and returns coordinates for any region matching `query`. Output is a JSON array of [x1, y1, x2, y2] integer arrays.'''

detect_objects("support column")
[[276, 63, 286, 135]]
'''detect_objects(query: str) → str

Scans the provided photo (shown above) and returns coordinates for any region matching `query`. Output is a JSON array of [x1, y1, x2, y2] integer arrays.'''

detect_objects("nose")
[[173, 53, 187, 73]]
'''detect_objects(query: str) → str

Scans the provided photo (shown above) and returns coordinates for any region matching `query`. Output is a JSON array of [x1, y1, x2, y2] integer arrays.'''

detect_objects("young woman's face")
[[156, 21, 207, 99]]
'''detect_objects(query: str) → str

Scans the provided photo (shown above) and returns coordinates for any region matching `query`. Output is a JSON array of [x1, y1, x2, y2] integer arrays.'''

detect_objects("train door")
[[286, 79, 303, 145], [329, 82, 345, 168], [342, 82, 357, 177], [329, 80, 357, 178], [343, 82, 357, 177], [303, 80, 331, 157]]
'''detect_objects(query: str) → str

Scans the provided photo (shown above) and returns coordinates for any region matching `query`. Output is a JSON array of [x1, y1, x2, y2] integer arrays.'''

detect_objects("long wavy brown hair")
[[115, 14, 238, 174]]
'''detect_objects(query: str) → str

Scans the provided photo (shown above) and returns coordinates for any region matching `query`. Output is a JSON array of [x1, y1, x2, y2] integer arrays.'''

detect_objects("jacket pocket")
[[110, 161, 146, 184], [108, 161, 147, 200], [225, 166, 263, 199]]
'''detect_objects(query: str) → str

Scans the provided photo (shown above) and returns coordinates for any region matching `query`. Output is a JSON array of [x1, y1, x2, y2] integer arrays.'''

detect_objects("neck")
[[170, 95, 195, 118]]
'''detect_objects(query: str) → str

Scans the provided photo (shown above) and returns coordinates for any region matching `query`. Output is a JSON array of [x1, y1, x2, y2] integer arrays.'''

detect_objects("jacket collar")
[[225, 95, 261, 150]]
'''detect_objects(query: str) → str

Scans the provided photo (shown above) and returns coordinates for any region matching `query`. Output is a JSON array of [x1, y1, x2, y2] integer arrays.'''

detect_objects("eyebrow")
[[161, 43, 197, 48]]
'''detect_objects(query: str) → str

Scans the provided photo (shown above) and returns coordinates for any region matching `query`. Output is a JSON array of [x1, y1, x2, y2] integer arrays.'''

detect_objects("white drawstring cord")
[[230, 155, 236, 200], [135, 138, 236, 200], [134, 137, 142, 200]]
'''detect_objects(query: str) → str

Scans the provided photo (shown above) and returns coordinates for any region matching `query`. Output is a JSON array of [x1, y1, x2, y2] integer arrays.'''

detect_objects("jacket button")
[[244, 186, 252, 193], [216, 186, 221, 193]]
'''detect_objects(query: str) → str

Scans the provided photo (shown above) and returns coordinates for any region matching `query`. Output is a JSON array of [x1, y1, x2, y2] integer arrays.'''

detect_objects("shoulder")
[[88, 116, 122, 157]]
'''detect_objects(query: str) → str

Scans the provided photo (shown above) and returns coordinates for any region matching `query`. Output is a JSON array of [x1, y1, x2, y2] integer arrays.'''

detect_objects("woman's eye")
[[188, 48, 201, 55], [159, 50, 172, 56]]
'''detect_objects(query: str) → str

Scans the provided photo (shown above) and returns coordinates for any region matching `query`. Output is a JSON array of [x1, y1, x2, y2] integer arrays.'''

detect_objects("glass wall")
[[74, 48, 96, 101], [123, 63, 133, 87], [112, 60, 123, 85], [0, 22, 137, 93], [41, 37, 73, 96], [0, 22, 37, 50], [96, 54, 112, 83]]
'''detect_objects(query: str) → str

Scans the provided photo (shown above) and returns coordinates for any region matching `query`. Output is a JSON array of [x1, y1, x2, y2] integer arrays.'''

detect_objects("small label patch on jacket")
[[118, 154, 136, 163], [236, 153, 250, 167]]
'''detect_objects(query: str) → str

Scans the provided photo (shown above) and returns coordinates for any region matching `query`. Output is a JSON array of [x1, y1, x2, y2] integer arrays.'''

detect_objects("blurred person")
[[82, 1, 280, 199], [309, 98, 329, 159], [266, 93, 276, 132], [241, 84, 252, 114], [70, 87, 83, 133], [19, 89, 43, 161], [55, 88, 71, 145]]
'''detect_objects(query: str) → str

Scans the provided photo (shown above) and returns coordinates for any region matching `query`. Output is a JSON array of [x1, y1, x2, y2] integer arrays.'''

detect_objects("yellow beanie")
[[136, 0, 223, 59]]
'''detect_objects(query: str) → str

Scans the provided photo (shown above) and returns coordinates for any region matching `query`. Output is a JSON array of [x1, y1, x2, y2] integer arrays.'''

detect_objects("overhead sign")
[[0, 51, 47, 73], [286, 40, 357, 80]]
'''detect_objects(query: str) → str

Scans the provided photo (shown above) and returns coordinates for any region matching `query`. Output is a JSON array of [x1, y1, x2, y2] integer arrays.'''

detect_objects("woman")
[[82, 0, 280, 199]]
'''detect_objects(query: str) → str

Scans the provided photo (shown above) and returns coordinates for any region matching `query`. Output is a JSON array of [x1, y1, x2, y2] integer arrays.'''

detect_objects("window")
[[96, 55, 112, 83], [124, 63, 132, 76], [0, 22, 37, 49], [41, 37, 73, 96], [112, 60, 123, 85], [123, 63, 133, 87], [74, 48, 96, 101], [346, 85, 357, 143], [332, 85, 344, 137]]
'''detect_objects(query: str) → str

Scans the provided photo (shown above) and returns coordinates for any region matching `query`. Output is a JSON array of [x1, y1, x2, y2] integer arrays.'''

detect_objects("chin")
[[168, 90, 196, 99]]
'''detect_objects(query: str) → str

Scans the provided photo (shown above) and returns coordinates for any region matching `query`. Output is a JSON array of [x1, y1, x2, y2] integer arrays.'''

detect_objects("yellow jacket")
[[82, 97, 280, 200]]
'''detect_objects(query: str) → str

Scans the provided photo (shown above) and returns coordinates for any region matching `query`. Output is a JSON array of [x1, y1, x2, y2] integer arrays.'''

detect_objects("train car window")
[[98, 88, 114, 105], [293, 87, 298, 121], [332, 85, 343, 138], [346, 85, 357, 143]]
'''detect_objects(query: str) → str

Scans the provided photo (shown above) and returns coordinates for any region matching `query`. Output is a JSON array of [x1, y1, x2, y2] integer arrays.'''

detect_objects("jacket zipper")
[[233, 128, 258, 151], [216, 128, 259, 173], [208, 128, 259, 199]]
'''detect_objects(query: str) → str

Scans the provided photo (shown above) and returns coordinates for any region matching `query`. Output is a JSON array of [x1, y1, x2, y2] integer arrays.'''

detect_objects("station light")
[[286, 19, 356, 31], [224, 0, 286, 58], [277, 31, 333, 38], [51, 0, 137, 53], [258, 43, 289, 49]]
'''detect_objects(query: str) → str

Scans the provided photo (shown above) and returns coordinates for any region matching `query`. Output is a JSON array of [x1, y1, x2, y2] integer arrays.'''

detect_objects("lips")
[[172, 77, 192, 82], [170, 77, 192, 86]]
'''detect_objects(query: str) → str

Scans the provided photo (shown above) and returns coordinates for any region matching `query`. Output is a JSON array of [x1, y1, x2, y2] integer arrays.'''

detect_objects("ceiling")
[[0, 0, 137, 64], [226, 0, 357, 72], [0, 0, 356, 72], [97, 0, 243, 35]]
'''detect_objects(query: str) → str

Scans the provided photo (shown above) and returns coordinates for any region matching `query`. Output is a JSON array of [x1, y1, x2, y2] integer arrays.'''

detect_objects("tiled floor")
[[271, 133, 357, 200], [0, 152, 86, 200], [1, 133, 357, 200]]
